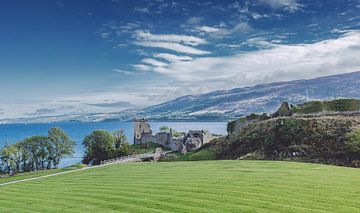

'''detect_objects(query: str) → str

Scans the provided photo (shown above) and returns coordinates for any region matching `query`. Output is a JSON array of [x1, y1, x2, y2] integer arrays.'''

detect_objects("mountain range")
[[137, 71, 360, 121], [2, 71, 359, 123]]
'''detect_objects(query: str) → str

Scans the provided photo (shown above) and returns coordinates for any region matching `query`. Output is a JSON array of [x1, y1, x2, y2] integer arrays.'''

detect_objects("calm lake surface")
[[0, 122, 227, 167]]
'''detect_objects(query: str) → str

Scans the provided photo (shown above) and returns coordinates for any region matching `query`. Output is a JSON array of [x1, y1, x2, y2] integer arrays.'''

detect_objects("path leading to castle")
[[0, 156, 142, 186]]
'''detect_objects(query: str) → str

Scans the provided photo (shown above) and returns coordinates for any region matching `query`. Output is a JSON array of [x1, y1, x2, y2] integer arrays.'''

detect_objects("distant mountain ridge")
[[2, 71, 359, 123], [137, 71, 360, 121]]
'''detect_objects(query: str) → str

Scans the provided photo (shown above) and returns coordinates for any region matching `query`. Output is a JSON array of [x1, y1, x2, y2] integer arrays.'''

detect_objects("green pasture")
[[0, 160, 359, 212]]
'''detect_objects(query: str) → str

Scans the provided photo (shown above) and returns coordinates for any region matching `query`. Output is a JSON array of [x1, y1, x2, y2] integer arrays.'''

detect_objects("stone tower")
[[133, 118, 152, 144]]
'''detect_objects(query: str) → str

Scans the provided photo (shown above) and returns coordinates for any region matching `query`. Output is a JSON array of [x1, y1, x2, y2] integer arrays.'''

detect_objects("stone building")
[[134, 118, 152, 144], [133, 118, 217, 152]]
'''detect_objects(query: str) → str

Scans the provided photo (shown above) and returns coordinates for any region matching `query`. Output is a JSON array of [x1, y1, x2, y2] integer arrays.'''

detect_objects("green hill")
[[221, 99, 360, 167], [215, 116, 360, 167], [0, 160, 359, 212]]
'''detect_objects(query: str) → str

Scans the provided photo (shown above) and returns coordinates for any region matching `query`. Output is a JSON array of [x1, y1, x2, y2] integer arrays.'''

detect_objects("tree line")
[[1, 128, 132, 175], [0, 128, 75, 175]]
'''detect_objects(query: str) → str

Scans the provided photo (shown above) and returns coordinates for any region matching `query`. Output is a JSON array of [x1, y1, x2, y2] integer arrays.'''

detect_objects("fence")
[[100, 151, 171, 166]]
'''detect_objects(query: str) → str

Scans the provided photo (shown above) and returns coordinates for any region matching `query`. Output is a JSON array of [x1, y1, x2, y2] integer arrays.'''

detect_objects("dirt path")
[[0, 151, 171, 186], [0, 158, 136, 186]]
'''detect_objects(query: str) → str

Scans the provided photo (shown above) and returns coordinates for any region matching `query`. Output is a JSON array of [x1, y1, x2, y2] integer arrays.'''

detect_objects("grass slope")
[[0, 161, 359, 212]]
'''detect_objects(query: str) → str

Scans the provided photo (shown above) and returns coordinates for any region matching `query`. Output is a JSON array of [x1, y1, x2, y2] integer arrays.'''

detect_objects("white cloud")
[[135, 30, 206, 46], [134, 7, 150, 13], [112, 68, 133, 75], [196, 26, 220, 33], [153, 53, 193, 62], [148, 30, 360, 90], [210, 22, 253, 38], [134, 41, 210, 55], [185, 17, 203, 25], [142, 58, 168, 67], [242, 37, 279, 48], [258, 0, 303, 12], [134, 31, 210, 55], [100, 32, 110, 39], [133, 64, 152, 71]]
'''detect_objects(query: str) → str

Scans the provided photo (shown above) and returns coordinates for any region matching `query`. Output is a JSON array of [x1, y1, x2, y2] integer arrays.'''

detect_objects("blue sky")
[[0, 0, 360, 119]]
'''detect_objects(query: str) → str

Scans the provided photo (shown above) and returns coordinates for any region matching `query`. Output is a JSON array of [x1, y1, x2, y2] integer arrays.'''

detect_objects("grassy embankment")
[[0, 160, 359, 212]]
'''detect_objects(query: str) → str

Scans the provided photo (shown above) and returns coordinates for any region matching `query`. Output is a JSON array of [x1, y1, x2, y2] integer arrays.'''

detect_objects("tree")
[[21, 136, 49, 171], [0, 144, 18, 174], [112, 129, 130, 156], [48, 128, 75, 168], [112, 129, 127, 149], [82, 130, 115, 165], [159, 126, 170, 132]]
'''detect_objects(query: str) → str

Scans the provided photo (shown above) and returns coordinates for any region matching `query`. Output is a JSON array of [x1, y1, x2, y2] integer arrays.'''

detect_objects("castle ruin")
[[133, 118, 217, 152]]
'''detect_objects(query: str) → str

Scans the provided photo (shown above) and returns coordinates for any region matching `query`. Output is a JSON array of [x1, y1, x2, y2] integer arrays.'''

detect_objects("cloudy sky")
[[0, 0, 360, 119]]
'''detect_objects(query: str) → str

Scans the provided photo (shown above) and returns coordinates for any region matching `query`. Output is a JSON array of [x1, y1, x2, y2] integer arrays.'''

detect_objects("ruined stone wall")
[[134, 133, 156, 145], [202, 130, 216, 145], [154, 132, 171, 147], [167, 137, 184, 150], [133, 119, 218, 151]]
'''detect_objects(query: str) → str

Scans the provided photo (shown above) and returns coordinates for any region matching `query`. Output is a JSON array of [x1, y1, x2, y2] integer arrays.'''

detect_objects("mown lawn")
[[0, 160, 359, 213]]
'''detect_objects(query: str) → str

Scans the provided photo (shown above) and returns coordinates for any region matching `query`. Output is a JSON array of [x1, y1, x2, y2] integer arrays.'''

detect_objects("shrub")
[[325, 99, 360, 112], [346, 128, 360, 153], [293, 101, 324, 114]]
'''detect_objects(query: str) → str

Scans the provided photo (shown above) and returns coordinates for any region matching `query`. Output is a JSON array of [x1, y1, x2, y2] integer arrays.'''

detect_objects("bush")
[[293, 101, 324, 114], [326, 99, 360, 112], [346, 128, 360, 155]]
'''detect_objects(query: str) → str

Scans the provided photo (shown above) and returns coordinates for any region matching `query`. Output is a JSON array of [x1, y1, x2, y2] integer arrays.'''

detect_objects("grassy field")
[[0, 160, 359, 213]]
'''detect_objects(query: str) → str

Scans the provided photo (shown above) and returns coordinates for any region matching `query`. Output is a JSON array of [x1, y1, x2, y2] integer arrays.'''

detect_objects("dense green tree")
[[112, 129, 130, 156], [21, 136, 50, 171], [82, 130, 115, 165], [0, 144, 18, 174], [48, 128, 75, 168], [112, 129, 127, 149]]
